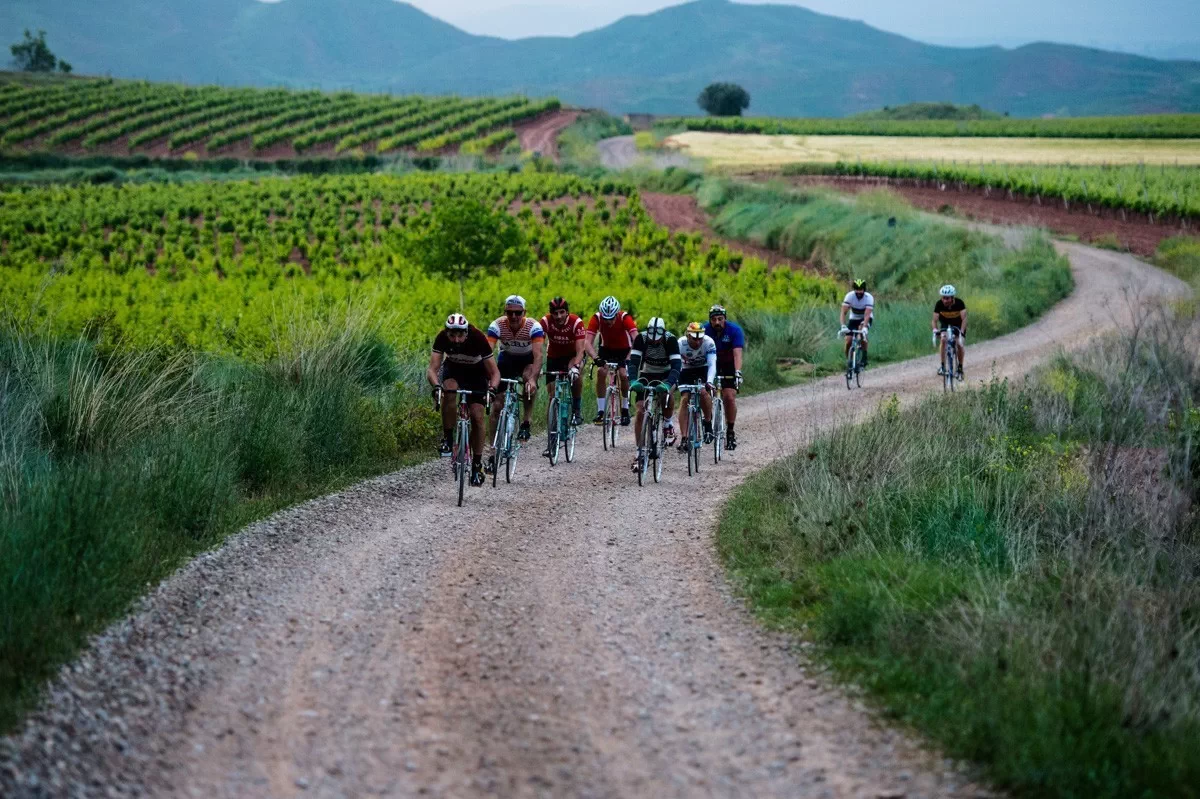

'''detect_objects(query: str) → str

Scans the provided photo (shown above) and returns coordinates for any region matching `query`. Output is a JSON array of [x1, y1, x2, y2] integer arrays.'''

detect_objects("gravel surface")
[[0, 242, 1189, 799]]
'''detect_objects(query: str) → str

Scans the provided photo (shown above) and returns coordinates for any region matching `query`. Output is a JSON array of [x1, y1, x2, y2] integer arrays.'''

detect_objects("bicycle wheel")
[[846, 351, 854, 390], [608, 387, 620, 448], [546, 397, 560, 466], [944, 351, 955, 393], [565, 406, 577, 463], [456, 419, 469, 507], [652, 410, 663, 484], [602, 402, 611, 452], [855, 348, 863, 388], [712, 396, 724, 464], [637, 409, 650, 487], [505, 411, 519, 483]]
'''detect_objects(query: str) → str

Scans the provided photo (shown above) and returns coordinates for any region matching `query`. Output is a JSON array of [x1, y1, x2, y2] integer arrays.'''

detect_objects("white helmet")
[[445, 313, 469, 330], [940, 285, 957, 297], [504, 294, 526, 310], [598, 295, 620, 320], [645, 317, 666, 341]]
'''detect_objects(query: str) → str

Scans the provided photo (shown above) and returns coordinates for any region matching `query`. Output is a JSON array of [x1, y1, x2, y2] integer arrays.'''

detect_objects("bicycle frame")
[[711, 376, 726, 464], [677, 383, 707, 476], [591, 360, 624, 451], [434, 386, 481, 507], [939, 328, 959, 393], [635, 379, 668, 485], [492, 378, 523, 485], [845, 329, 865, 390], [545, 369, 578, 465]]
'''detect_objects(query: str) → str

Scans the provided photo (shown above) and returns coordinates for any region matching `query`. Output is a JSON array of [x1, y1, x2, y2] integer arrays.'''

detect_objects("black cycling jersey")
[[629, 332, 682, 386]]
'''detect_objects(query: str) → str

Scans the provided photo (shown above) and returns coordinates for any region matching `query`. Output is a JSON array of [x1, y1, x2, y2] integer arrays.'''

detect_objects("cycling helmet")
[[598, 295, 620, 320], [685, 321, 704, 339], [708, 304, 727, 319], [504, 294, 526, 310], [940, 285, 957, 298], [445, 313, 469, 330], [645, 317, 666, 341], [852, 279, 867, 290], [548, 296, 569, 313]]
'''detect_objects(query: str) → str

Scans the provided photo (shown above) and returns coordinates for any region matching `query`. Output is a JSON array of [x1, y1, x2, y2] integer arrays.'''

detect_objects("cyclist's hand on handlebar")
[[654, 383, 671, 394], [593, 356, 605, 367], [734, 370, 743, 390], [705, 381, 715, 393]]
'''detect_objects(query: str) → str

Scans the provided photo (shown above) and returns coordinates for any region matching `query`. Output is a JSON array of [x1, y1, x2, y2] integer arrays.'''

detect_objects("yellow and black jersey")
[[934, 297, 966, 327]]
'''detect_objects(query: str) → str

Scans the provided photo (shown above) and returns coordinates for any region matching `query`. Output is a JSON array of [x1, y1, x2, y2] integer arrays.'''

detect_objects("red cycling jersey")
[[586, 311, 638, 351], [539, 313, 585, 359]]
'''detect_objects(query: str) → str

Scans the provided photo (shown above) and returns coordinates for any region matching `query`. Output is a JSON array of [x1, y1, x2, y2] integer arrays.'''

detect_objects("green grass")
[[719, 315, 1200, 798], [557, 111, 632, 167], [0, 308, 441, 731], [697, 180, 1073, 385]]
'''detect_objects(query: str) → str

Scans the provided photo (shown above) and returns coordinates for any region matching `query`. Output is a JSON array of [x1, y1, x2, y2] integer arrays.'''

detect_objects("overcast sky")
[[404, 0, 1200, 58]]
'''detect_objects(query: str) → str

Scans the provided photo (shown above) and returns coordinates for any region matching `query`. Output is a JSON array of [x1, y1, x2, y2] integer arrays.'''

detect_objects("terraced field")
[[0, 77, 559, 158]]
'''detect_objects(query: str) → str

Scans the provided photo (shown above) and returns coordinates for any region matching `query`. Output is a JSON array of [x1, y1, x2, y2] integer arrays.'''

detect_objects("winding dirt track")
[[1, 241, 1189, 798]]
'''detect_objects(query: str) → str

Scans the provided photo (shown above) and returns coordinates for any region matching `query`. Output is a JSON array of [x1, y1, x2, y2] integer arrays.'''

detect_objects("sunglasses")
[[505, 309, 525, 316]]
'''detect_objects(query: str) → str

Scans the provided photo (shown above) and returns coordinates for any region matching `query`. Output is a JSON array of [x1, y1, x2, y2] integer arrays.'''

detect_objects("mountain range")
[[4, 0, 1200, 116]]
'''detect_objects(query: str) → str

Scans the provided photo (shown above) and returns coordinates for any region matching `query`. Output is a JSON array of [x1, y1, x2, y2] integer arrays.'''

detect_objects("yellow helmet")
[[685, 321, 704, 338]]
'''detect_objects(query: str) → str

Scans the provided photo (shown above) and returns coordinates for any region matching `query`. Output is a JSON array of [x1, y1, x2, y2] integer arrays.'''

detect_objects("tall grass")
[[0, 308, 440, 730], [719, 311, 1200, 797], [557, 111, 633, 167]]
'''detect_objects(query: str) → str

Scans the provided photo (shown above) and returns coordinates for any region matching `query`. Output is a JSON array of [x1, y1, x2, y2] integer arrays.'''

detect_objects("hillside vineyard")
[[0, 79, 559, 157]]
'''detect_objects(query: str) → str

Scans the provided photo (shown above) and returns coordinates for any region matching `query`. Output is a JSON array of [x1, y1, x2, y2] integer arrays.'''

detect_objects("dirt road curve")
[[1, 244, 1188, 799], [516, 111, 581, 162], [597, 135, 694, 170]]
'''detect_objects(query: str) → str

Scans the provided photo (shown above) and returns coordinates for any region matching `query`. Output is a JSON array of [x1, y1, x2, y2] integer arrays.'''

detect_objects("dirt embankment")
[[765, 174, 1195, 256], [514, 109, 581, 161]]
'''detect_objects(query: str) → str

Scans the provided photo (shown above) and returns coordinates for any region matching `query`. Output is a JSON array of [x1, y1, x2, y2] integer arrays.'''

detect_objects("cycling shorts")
[[440, 364, 489, 405], [938, 322, 965, 338], [847, 318, 872, 332], [679, 367, 710, 388], [598, 346, 631, 368], [498, 354, 534, 381], [545, 355, 577, 386]]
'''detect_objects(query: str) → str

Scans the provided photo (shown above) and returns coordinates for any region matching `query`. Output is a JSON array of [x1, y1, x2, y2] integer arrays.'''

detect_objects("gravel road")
[[1, 242, 1189, 799], [597, 136, 694, 170]]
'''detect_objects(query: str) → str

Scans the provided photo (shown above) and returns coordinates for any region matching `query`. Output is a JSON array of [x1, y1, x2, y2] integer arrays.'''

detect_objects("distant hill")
[[4, 0, 1200, 116], [852, 103, 1003, 121]]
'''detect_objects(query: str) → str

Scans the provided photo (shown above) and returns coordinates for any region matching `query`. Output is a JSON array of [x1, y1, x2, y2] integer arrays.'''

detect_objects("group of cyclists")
[[428, 278, 966, 489], [428, 295, 745, 488]]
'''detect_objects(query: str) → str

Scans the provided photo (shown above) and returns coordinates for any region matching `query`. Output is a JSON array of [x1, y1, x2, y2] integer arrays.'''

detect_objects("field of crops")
[[0, 173, 836, 354], [0, 78, 558, 158], [662, 113, 1200, 138], [781, 161, 1200, 218]]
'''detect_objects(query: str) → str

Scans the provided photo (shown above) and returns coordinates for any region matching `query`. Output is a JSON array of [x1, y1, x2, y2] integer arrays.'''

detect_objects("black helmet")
[[852, 279, 866, 290], [549, 296, 569, 313]]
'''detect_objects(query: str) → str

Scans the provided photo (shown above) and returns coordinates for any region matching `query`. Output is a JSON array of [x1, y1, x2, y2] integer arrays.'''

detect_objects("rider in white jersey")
[[840, 278, 874, 366], [677, 321, 717, 448]]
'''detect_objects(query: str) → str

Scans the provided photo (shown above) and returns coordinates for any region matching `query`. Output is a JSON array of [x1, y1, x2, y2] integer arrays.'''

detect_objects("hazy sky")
[[405, 0, 1200, 57]]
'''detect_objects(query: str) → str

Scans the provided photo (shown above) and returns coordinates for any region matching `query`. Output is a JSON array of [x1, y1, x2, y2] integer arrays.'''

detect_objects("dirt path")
[[1, 241, 1189, 797], [515, 110, 581, 162], [598, 135, 695, 170]]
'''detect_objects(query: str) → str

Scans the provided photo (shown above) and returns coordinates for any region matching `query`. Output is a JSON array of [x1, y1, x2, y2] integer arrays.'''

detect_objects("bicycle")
[[936, 328, 961, 393], [631, 379, 668, 486], [491, 377, 524, 486], [434, 386, 485, 507], [677, 383, 707, 476], [711, 376, 726, 464], [592, 360, 624, 451], [842, 326, 866, 390], [545, 369, 579, 466]]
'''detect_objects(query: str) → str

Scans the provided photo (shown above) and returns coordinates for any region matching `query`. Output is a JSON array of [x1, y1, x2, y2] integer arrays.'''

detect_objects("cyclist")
[[628, 317, 682, 470], [704, 305, 745, 451], [932, 284, 967, 379], [676, 321, 717, 450], [427, 313, 501, 488], [539, 296, 586, 454], [840, 278, 874, 366], [584, 295, 638, 427], [486, 295, 544, 471]]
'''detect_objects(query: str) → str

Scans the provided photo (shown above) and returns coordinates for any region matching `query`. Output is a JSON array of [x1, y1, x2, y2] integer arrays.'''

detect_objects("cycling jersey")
[[934, 298, 967, 328], [704, 320, 745, 375], [487, 316, 545, 362], [586, 311, 638, 351], [679, 335, 717, 385], [432, 325, 493, 367], [842, 291, 875, 321], [629, 332, 682, 386], [539, 313, 585, 359]]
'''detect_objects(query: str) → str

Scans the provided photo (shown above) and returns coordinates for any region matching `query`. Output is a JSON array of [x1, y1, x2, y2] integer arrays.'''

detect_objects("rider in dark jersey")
[[628, 316, 682, 466], [428, 313, 501, 487]]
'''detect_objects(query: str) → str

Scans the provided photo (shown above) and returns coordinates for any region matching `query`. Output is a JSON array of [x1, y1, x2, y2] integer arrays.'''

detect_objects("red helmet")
[[549, 296, 569, 313]]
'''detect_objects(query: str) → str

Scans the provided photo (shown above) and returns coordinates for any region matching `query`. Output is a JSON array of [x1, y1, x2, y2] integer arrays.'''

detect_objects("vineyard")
[[0, 77, 559, 158], [781, 161, 1200, 218], [661, 113, 1200, 139], [0, 173, 836, 355]]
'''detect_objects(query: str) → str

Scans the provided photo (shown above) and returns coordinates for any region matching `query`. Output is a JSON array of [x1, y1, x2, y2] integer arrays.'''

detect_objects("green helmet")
[[852, 279, 867, 290]]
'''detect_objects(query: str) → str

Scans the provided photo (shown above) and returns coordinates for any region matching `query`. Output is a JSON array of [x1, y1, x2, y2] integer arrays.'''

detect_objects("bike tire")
[[505, 412, 519, 483], [637, 411, 649, 487], [457, 419, 469, 506], [608, 387, 621, 448], [713, 396, 724, 465], [547, 398, 560, 466], [602, 410, 611, 452], [855, 354, 863, 388], [565, 411, 577, 463], [846, 353, 854, 390], [692, 407, 702, 476], [652, 410, 663, 484]]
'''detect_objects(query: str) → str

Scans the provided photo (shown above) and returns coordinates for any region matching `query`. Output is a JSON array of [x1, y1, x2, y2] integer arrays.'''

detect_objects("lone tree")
[[411, 197, 527, 310], [10, 30, 71, 73], [697, 82, 750, 117]]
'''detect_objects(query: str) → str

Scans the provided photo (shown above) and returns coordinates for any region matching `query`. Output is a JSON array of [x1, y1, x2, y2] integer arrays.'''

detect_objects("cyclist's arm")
[[571, 331, 586, 369], [628, 347, 643, 382], [530, 330, 545, 377], [931, 311, 940, 332], [840, 302, 849, 326], [583, 329, 600, 360], [427, 350, 444, 387], [665, 338, 682, 387], [732, 347, 743, 373], [959, 309, 967, 336], [705, 349, 717, 386], [483, 357, 500, 390]]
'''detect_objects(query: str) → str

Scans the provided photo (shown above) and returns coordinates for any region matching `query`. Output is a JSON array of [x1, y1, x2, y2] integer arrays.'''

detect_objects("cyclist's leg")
[[677, 390, 691, 439], [700, 387, 713, 423], [521, 362, 537, 425], [440, 375, 461, 441], [957, 330, 966, 370], [468, 400, 487, 463], [633, 393, 646, 443]]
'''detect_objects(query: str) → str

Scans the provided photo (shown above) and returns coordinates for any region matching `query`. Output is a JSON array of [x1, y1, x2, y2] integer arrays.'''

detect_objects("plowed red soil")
[[514, 109, 581, 161], [766, 175, 1197, 256]]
